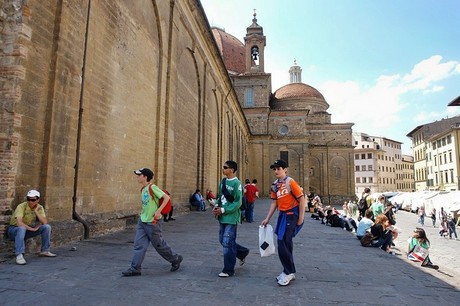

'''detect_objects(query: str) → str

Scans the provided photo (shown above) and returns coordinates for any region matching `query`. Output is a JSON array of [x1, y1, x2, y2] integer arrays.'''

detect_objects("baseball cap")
[[134, 168, 154, 180], [27, 190, 40, 198], [270, 159, 288, 169]]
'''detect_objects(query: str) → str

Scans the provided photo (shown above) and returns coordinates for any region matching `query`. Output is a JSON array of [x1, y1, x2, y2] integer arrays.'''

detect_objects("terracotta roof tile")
[[212, 28, 245, 74]]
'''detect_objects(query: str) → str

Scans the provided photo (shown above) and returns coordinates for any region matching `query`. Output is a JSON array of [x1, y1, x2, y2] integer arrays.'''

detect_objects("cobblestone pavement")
[[1, 198, 459, 306]]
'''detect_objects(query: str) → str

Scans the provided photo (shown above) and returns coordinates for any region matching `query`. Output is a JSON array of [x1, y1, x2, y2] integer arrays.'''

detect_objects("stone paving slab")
[[0, 198, 459, 306]]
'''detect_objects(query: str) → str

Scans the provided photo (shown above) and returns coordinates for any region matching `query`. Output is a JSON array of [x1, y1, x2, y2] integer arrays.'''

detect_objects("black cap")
[[134, 168, 154, 180], [270, 159, 288, 169]]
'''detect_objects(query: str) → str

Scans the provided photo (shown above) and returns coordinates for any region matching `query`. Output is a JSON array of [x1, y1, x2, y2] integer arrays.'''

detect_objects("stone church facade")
[[213, 14, 355, 204], [0, 0, 354, 248]]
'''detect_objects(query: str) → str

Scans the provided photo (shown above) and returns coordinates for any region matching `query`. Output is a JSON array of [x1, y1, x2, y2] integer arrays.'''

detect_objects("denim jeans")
[[130, 219, 178, 272], [371, 231, 393, 251], [191, 200, 205, 211], [8, 224, 52, 255], [449, 222, 458, 239], [218, 223, 249, 275], [245, 202, 255, 223]]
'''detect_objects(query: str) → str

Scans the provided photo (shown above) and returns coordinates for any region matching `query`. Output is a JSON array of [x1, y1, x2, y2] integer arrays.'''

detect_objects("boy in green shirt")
[[122, 168, 183, 276], [212, 160, 249, 277]]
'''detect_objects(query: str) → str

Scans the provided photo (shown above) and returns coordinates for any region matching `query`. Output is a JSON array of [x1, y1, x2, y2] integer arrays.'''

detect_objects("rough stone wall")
[[0, 0, 250, 251], [0, 0, 32, 236]]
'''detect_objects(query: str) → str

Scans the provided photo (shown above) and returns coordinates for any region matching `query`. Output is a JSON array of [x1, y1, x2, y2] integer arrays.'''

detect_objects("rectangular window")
[[355, 166, 360, 171], [245, 88, 254, 107], [367, 153, 372, 159], [368, 165, 373, 171], [335, 167, 341, 178], [355, 154, 359, 160], [369, 177, 373, 183], [361, 153, 366, 159], [280, 151, 288, 165], [361, 165, 366, 171], [362, 177, 367, 183], [356, 177, 361, 183]]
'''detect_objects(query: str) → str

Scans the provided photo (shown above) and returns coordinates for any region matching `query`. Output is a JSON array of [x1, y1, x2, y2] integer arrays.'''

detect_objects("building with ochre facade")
[[0, 1, 355, 250], [213, 13, 355, 204]]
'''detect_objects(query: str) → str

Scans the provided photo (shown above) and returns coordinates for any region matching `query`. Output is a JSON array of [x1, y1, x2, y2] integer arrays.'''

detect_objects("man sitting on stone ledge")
[[7, 189, 57, 265]]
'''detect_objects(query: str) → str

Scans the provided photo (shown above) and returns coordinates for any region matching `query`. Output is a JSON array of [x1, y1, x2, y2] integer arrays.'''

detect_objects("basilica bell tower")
[[244, 11, 266, 73], [231, 11, 271, 135]]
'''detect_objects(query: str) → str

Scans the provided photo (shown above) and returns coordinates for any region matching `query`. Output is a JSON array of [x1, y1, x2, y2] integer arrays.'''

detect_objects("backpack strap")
[[142, 183, 158, 205]]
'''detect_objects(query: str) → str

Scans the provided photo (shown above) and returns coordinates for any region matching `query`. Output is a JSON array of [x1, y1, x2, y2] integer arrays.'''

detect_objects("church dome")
[[274, 83, 324, 100], [271, 82, 329, 112], [212, 27, 245, 75]]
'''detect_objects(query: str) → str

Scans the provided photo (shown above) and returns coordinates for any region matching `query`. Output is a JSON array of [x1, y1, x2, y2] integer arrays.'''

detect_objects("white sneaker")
[[277, 273, 295, 286], [218, 272, 230, 278], [39, 251, 57, 257], [16, 254, 26, 265], [276, 272, 286, 281]]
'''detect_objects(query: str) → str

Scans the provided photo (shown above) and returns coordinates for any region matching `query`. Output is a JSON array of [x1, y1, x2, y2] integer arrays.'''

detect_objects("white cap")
[[27, 190, 40, 198]]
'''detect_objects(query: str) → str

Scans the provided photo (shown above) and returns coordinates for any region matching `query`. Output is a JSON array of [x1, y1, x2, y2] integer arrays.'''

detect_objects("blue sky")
[[200, 0, 460, 154]]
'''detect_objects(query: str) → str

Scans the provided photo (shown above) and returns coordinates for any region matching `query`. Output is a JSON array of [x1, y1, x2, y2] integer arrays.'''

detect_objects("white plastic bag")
[[259, 224, 276, 257]]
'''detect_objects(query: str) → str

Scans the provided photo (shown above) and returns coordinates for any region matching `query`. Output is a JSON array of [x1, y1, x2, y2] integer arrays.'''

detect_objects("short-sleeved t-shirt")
[[140, 184, 165, 223], [270, 176, 303, 211], [245, 184, 258, 203], [10, 202, 46, 226]]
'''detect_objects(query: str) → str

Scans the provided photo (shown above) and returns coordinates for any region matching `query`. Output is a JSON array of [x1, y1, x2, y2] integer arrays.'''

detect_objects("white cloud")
[[320, 56, 460, 139]]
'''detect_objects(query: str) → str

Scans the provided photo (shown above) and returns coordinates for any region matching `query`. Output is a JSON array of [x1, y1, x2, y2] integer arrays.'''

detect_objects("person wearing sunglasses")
[[7, 189, 57, 265], [212, 161, 249, 277]]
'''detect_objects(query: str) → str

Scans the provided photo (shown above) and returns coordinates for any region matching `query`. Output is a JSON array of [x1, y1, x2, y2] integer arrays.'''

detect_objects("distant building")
[[400, 155, 415, 191], [406, 115, 460, 191], [353, 133, 403, 194], [426, 128, 460, 191]]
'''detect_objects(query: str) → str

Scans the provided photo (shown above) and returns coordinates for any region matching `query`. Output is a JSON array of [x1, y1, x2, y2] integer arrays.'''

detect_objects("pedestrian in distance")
[[122, 168, 183, 276], [418, 205, 425, 226], [244, 178, 259, 223], [261, 159, 306, 286], [7, 190, 57, 265], [212, 160, 249, 278], [431, 207, 437, 227]]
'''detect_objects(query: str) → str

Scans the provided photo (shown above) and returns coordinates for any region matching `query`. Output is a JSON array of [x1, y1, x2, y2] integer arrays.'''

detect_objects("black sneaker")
[[171, 255, 183, 272], [239, 250, 249, 266], [122, 268, 141, 277]]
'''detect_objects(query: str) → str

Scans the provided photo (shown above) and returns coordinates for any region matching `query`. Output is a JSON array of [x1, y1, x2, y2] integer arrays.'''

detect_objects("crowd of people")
[[9, 161, 458, 284], [306, 189, 453, 271], [416, 205, 458, 240]]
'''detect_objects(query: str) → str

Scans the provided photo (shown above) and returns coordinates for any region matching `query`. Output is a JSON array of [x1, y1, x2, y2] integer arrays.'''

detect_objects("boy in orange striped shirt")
[[261, 159, 305, 286]]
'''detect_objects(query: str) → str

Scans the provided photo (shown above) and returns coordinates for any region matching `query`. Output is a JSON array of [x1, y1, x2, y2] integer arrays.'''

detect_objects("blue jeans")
[[218, 223, 249, 275], [130, 219, 178, 272], [191, 200, 205, 211], [419, 215, 425, 226], [245, 202, 255, 223], [371, 231, 393, 251], [8, 224, 52, 255], [448, 222, 457, 239]]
